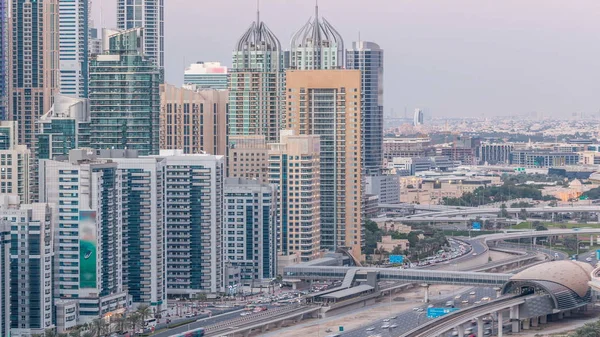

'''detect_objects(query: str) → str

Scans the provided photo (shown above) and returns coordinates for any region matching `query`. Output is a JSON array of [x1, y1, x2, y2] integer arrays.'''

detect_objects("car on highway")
[[469, 291, 476, 295], [383, 318, 390, 322], [472, 252, 477, 256], [366, 327, 375, 331], [390, 315, 397, 319], [461, 300, 469, 304], [390, 324, 398, 328], [586, 257, 593, 262], [481, 297, 491, 301], [381, 324, 390, 329], [454, 295, 461, 299], [412, 307, 420, 311], [416, 308, 424, 312]]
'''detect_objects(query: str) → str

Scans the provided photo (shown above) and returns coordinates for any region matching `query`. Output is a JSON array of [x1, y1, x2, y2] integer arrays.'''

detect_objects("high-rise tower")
[[285, 69, 363, 259], [290, 3, 344, 70], [0, 0, 7, 120], [89, 29, 162, 155], [9, 0, 60, 149], [228, 8, 283, 142], [117, 0, 164, 69], [347, 41, 384, 174], [58, 0, 89, 97]]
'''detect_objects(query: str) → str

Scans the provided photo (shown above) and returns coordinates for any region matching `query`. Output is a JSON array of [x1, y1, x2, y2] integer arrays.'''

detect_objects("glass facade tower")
[[117, 0, 164, 69], [58, 0, 89, 98], [0, 0, 7, 120], [346, 41, 384, 174], [9, 0, 59, 148], [290, 4, 344, 70], [89, 28, 162, 156], [229, 11, 284, 143]]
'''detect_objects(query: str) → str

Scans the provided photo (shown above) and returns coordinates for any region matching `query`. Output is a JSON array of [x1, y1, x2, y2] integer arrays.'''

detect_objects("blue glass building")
[[0, 0, 7, 120], [89, 28, 162, 156], [346, 41, 384, 175]]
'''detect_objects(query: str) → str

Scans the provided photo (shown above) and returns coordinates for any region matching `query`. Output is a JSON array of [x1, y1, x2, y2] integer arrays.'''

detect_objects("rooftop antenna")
[[315, 0, 319, 20], [256, 0, 260, 24]]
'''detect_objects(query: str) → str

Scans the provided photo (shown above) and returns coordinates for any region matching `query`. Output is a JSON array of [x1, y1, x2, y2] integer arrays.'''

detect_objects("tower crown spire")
[[257, 0, 260, 24]]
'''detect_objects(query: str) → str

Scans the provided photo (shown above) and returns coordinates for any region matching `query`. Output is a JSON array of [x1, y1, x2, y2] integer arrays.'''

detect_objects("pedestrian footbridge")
[[283, 266, 511, 287]]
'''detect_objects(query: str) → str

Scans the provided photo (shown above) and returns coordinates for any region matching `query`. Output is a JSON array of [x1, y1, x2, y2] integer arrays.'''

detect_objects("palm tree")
[[127, 312, 142, 336], [68, 328, 81, 337], [44, 328, 58, 337], [112, 316, 126, 334], [90, 318, 107, 337], [136, 304, 153, 321]]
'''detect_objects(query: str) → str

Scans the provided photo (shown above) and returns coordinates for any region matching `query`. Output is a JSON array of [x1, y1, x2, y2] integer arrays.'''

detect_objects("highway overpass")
[[379, 204, 600, 220]]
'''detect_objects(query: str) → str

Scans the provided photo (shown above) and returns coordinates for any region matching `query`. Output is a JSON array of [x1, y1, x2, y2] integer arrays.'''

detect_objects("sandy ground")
[[488, 250, 516, 263]]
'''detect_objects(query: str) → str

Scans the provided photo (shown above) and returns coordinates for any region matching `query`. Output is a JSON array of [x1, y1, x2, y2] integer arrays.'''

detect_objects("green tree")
[[136, 304, 153, 321], [127, 313, 142, 336], [90, 318, 108, 337], [519, 208, 528, 220], [499, 204, 509, 218], [44, 329, 57, 337], [569, 320, 600, 336], [391, 245, 404, 255]]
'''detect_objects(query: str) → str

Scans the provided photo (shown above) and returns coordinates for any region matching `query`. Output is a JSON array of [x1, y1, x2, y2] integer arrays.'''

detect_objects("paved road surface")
[[339, 288, 496, 337]]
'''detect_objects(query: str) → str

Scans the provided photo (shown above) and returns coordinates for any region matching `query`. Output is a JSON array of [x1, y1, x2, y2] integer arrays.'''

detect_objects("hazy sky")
[[93, 0, 600, 118]]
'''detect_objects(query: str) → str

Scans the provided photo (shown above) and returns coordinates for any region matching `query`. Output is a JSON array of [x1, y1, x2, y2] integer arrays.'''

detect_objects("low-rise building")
[[377, 235, 410, 253]]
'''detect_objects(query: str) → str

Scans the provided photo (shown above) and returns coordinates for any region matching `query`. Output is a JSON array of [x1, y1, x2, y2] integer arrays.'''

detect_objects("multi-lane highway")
[[339, 288, 497, 337], [152, 307, 246, 337]]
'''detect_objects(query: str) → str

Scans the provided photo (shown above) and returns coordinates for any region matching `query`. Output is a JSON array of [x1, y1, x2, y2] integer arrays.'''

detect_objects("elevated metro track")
[[401, 295, 527, 337]]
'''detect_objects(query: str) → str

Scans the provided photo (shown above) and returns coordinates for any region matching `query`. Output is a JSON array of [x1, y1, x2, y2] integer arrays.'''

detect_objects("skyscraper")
[[413, 108, 424, 126], [161, 151, 224, 296], [184, 62, 228, 90], [285, 70, 363, 259], [160, 84, 228, 156], [58, 0, 89, 98], [268, 131, 321, 262], [9, 0, 60, 148], [223, 178, 277, 282], [227, 135, 270, 183], [0, 121, 30, 204], [39, 151, 128, 324], [290, 3, 344, 70], [0, 219, 9, 337], [117, 0, 164, 69], [36, 94, 91, 160], [95, 150, 166, 314], [347, 41, 384, 174], [0, 0, 7, 120], [2, 198, 54, 337], [89, 28, 162, 155], [229, 10, 283, 142]]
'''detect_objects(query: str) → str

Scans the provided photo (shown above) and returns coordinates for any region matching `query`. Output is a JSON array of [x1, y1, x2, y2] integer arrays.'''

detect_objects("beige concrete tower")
[[160, 84, 228, 156], [285, 69, 363, 259], [9, 0, 59, 149], [227, 135, 270, 184], [269, 130, 321, 262]]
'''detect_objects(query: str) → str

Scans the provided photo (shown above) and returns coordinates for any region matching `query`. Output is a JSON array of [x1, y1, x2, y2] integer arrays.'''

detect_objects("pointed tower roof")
[[235, 1, 281, 52], [290, 2, 344, 49]]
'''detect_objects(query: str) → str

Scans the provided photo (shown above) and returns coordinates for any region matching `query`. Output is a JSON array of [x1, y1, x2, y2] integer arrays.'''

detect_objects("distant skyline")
[[93, 0, 600, 118]]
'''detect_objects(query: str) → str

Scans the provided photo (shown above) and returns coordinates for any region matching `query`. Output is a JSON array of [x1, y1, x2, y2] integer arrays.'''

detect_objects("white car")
[[417, 308, 424, 312], [586, 257, 593, 262], [366, 327, 376, 331], [481, 297, 491, 301], [381, 324, 391, 329], [390, 324, 398, 328], [383, 318, 390, 322], [469, 291, 476, 295]]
